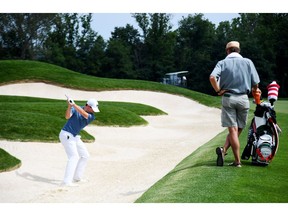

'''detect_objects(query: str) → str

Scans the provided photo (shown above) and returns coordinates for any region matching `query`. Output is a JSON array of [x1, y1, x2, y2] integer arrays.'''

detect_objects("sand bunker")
[[0, 82, 223, 203]]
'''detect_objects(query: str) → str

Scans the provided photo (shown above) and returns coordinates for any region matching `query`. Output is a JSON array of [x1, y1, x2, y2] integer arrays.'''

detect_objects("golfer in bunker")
[[59, 96, 99, 186]]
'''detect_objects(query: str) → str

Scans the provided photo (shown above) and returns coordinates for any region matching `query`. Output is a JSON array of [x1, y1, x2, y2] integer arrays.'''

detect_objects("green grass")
[[0, 59, 204, 172], [274, 99, 288, 114], [0, 60, 220, 108], [0, 148, 21, 172], [95, 101, 166, 127], [0, 95, 166, 172], [0, 96, 166, 142], [136, 101, 288, 203], [1, 60, 287, 203]]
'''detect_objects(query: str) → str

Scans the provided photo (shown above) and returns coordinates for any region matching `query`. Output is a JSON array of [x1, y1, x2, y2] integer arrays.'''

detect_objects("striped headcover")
[[267, 81, 280, 102]]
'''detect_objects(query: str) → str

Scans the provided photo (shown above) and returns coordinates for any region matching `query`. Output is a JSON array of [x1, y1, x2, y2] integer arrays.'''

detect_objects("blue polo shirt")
[[210, 52, 260, 94], [62, 107, 95, 136]]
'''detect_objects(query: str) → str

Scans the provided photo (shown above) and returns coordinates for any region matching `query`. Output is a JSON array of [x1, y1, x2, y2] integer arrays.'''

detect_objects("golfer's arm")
[[65, 105, 72, 119], [73, 104, 89, 119]]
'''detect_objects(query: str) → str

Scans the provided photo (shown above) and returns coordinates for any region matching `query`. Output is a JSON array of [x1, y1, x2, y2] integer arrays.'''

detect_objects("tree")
[[267, 13, 288, 97], [233, 14, 277, 91], [42, 13, 80, 69], [132, 13, 176, 81], [103, 39, 134, 79], [76, 14, 105, 75], [213, 21, 234, 61], [176, 14, 216, 93], [0, 13, 55, 59], [43, 13, 106, 75], [108, 24, 143, 78]]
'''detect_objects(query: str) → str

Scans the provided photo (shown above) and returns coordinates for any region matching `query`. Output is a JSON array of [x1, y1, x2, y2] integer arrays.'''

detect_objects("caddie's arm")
[[251, 84, 261, 105], [251, 84, 259, 95], [209, 75, 226, 96]]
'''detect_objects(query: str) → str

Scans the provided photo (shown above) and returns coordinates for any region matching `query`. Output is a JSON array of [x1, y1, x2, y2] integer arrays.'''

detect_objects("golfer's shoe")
[[216, 147, 224, 166], [60, 182, 79, 187], [73, 178, 89, 183]]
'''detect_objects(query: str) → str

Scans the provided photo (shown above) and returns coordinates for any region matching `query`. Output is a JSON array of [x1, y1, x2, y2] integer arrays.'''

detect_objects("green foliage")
[[104, 39, 134, 78], [0, 13, 55, 59], [1, 13, 287, 96], [176, 14, 216, 92]]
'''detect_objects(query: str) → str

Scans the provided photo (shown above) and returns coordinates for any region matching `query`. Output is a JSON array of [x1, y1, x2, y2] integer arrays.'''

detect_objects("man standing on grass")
[[59, 96, 99, 186], [209, 41, 260, 167]]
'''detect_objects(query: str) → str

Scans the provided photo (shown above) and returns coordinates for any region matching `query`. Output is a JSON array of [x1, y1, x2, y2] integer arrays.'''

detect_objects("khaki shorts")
[[221, 94, 250, 128]]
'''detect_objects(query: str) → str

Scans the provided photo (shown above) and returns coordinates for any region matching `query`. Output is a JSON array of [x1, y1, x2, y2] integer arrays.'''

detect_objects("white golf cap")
[[87, 98, 100, 112], [226, 41, 240, 50]]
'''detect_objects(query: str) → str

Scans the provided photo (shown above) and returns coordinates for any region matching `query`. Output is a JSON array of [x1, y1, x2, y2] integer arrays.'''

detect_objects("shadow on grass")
[[169, 159, 260, 175]]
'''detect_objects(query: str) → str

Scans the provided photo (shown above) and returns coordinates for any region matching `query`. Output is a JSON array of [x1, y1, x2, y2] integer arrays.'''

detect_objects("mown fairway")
[[136, 101, 288, 203]]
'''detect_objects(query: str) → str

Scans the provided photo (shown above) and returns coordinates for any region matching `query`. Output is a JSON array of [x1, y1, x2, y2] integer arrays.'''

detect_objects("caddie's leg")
[[228, 127, 241, 164], [223, 135, 230, 155], [73, 136, 90, 181], [224, 128, 243, 154]]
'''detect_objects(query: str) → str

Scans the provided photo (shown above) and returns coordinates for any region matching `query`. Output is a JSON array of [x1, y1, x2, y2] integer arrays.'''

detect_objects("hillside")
[[0, 60, 220, 108]]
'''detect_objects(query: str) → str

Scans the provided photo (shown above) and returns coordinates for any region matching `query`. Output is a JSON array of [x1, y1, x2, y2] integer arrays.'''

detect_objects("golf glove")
[[65, 94, 75, 105], [68, 98, 75, 105]]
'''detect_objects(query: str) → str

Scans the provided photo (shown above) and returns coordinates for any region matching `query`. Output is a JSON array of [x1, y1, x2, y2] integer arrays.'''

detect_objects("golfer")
[[59, 96, 99, 186], [209, 41, 260, 167]]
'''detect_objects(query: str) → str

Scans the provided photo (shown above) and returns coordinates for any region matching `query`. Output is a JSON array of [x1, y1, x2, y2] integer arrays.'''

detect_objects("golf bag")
[[241, 81, 281, 166]]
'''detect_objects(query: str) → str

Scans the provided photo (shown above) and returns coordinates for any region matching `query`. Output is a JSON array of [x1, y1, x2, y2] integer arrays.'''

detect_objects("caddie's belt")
[[223, 90, 248, 97], [223, 92, 247, 97]]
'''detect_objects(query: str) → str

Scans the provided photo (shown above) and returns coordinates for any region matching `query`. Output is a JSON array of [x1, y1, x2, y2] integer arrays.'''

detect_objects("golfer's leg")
[[74, 137, 90, 181], [228, 127, 241, 164], [60, 132, 79, 184]]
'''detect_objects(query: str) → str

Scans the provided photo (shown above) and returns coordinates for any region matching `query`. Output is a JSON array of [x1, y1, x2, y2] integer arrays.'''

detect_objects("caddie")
[[209, 41, 260, 167]]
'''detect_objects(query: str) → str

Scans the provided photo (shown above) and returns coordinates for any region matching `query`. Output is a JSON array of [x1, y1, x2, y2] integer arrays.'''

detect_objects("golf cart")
[[162, 71, 189, 88]]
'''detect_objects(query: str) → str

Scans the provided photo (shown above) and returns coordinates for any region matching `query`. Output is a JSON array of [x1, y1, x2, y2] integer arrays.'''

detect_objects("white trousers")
[[59, 130, 90, 184]]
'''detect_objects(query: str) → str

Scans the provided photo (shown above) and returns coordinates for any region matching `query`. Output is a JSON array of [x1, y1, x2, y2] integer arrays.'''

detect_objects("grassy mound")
[[0, 60, 220, 108], [0, 96, 166, 142], [0, 148, 21, 172]]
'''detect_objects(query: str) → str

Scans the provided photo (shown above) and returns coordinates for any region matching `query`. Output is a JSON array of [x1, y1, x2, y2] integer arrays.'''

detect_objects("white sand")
[[0, 82, 224, 203]]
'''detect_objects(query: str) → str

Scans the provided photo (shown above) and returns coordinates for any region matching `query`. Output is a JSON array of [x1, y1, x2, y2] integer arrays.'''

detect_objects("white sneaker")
[[60, 182, 79, 187], [73, 178, 88, 183]]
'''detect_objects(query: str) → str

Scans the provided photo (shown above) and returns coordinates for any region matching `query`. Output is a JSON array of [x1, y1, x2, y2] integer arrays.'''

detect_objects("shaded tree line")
[[0, 13, 287, 97]]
